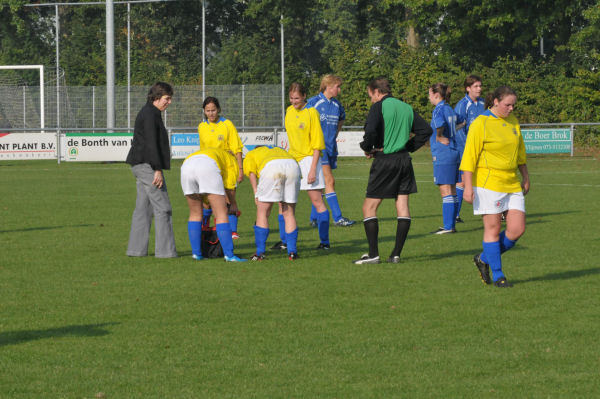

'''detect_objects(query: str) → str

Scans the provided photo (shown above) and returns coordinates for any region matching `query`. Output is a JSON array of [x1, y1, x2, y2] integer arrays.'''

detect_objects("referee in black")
[[354, 77, 432, 264]]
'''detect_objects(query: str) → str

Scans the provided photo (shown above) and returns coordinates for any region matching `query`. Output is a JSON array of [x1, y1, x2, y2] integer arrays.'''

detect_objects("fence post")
[[242, 84, 245, 130], [56, 128, 61, 164], [92, 86, 96, 132], [570, 123, 574, 156], [23, 86, 26, 128]]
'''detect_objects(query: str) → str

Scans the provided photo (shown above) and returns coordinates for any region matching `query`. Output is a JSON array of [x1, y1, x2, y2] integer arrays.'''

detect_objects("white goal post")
[[0, 65, 45, 129]]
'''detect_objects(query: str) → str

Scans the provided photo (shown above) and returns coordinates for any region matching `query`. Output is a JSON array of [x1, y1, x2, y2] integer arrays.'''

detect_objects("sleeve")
[[454, 100, 466, 124], [404, 110, 433, 153], [360, 102, 382, 152], [242, 150, 258, 177], [226, 119, 244, 154], [309, 109, 326, 151], [459, 118, 484, 172], [143, 111, 162, 170], [430, 107, 445, 129], [223, 154, 239, 190]]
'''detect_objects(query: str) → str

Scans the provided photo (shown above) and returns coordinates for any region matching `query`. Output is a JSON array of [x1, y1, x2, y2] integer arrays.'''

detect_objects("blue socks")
[[278, 214, 286, 244], [455, 187, 464, 219], [317, 210, 330, 244], [325, 192, 342, 222], [216, 222, 234, 257], [310, 205, 318, 223], [442, 195, 456, 230], [479, 231, 518, 282], [286, 228, 299, 254], [253, 225, 269, 256], [188, 221, 202, 257], [228, 213, 239, 233], [482, 240, 503, 282], [202, 208, 212, 227]]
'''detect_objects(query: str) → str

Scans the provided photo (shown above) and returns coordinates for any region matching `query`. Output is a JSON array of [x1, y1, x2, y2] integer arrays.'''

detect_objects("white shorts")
[[256, 159, 301, 203], [180, 155, 225, 196], [473, 187, 525, 215], [298, 155, 325, 190]]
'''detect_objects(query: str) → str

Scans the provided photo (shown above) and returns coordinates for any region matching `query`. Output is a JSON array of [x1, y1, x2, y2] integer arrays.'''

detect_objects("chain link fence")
[[0, 84, 282, 130]]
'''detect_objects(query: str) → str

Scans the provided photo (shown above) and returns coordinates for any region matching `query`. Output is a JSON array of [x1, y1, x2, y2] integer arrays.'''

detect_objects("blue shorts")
[[433, 162, 459, 185], [321, 150, 337, 169]]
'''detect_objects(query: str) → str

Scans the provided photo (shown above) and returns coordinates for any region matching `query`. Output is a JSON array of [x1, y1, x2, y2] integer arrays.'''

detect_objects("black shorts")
[[366, 151, 417, 198]]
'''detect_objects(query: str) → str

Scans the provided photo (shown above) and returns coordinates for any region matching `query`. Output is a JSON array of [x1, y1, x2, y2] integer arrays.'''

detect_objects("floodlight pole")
[[106, 0, 115, 131], [202, 0, 206, 100], [55, 4, 60, 131], [280, 14, 285, 127]]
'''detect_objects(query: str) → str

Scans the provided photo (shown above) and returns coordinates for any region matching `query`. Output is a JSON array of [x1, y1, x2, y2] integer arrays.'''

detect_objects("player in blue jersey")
[[428, 83, 460, 234], [306, 74, 355, 227], [453, 75, 485, 223]]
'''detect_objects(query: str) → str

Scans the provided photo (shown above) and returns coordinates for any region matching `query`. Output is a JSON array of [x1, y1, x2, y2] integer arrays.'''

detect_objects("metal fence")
[[0, 84, 282, 130]]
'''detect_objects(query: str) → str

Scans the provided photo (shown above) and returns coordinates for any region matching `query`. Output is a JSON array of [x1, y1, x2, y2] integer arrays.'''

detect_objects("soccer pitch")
[[1, 151, 599, 398]]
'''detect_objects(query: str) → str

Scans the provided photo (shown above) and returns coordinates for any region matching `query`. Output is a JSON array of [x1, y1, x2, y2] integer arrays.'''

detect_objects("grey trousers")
[[126, 163, 177, 258]]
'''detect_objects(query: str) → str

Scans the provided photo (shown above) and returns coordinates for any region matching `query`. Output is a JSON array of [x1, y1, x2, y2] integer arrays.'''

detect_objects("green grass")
[[1, 151, 599, 398]]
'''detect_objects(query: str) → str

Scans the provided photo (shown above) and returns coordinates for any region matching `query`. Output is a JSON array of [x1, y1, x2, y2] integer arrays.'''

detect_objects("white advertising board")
[[0, 133, 58, 160], [62, 133, 133, 162]]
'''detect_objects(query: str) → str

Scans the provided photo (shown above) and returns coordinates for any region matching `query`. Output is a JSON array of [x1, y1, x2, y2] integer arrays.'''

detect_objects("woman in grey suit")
[[125, 82, 177, 258]]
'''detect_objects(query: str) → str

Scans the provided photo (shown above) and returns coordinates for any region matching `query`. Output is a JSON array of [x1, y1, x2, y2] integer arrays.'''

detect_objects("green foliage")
[[1, 0, 600, 137]]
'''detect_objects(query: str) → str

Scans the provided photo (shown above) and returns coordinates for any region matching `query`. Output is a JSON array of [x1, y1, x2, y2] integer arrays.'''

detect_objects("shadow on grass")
[[0, 322, 118, 347], [0, 224, 94, 234], [512, 267, 600, 285]]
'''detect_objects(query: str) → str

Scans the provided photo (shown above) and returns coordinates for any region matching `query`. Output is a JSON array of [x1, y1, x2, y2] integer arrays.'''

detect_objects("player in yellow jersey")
[[271, 82, 331, 251], [198, 97, 244, 238], [243, 146, 301, 260], [460, 86, 530, 287], [181, 148, 246, 262]]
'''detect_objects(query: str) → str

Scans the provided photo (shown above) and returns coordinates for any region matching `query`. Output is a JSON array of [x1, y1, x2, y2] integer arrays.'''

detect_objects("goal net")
[[0, 65, 72, 130]]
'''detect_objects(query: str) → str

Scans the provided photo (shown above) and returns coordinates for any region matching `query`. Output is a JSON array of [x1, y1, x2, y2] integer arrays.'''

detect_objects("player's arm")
[[462, 171, 474, 204], [249, 172, 259, 205], [307, 148, 320, 184], [405, 111, 433, 152], [518, 164, 530, 195], [360, 103, 382, 155], [235, 151, 244, 183]]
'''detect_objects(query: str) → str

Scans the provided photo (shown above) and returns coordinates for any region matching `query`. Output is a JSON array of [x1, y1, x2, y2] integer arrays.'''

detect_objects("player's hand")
[[152, 170, 164, 188], [237, 171, 244, 184], [521, 178, 530, 195], [436, 136, 450, 145], [228, 202, 239, 215], [307, 170, 316, 184], [463, 187, 474, 204]]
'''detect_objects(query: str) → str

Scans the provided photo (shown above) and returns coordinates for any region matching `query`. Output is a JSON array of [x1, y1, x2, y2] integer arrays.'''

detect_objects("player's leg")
[[388, 194, 411, 263], [282, 202, 299, 259], [271, 201, 287, 250], [433, 183, 457, 233], [207, 193, 245, 261], [308, 189, 330, 248], [323, 158, 355, 227], [455, 173, 465, 223], [186, 194, 204, 260], [228, 188, 240, 239], [480, 213, 508, 285], [355, 197, 383, 262], [253, 201, 272, 260]]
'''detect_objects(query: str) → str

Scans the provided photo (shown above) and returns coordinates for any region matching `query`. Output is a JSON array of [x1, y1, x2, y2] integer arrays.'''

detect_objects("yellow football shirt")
[[460, 111, 527, 193], [284, 105, 325, 162], [243, 146, 296, 179], [197, 117, 243, 154]]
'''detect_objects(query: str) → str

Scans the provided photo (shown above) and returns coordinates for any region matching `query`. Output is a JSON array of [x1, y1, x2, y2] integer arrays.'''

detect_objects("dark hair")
[[203, 96, 221, 112], [430, 82, 452, 102], [288, 82, 307, 96], [147, 82, 173, 102], [367, 77, 391, 95], [464, 75, 482, 90], [484, 86, 517, 109]]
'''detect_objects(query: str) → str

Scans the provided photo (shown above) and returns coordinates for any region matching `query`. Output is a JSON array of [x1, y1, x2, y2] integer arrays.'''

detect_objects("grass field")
[[1, 150, 599, 398]]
